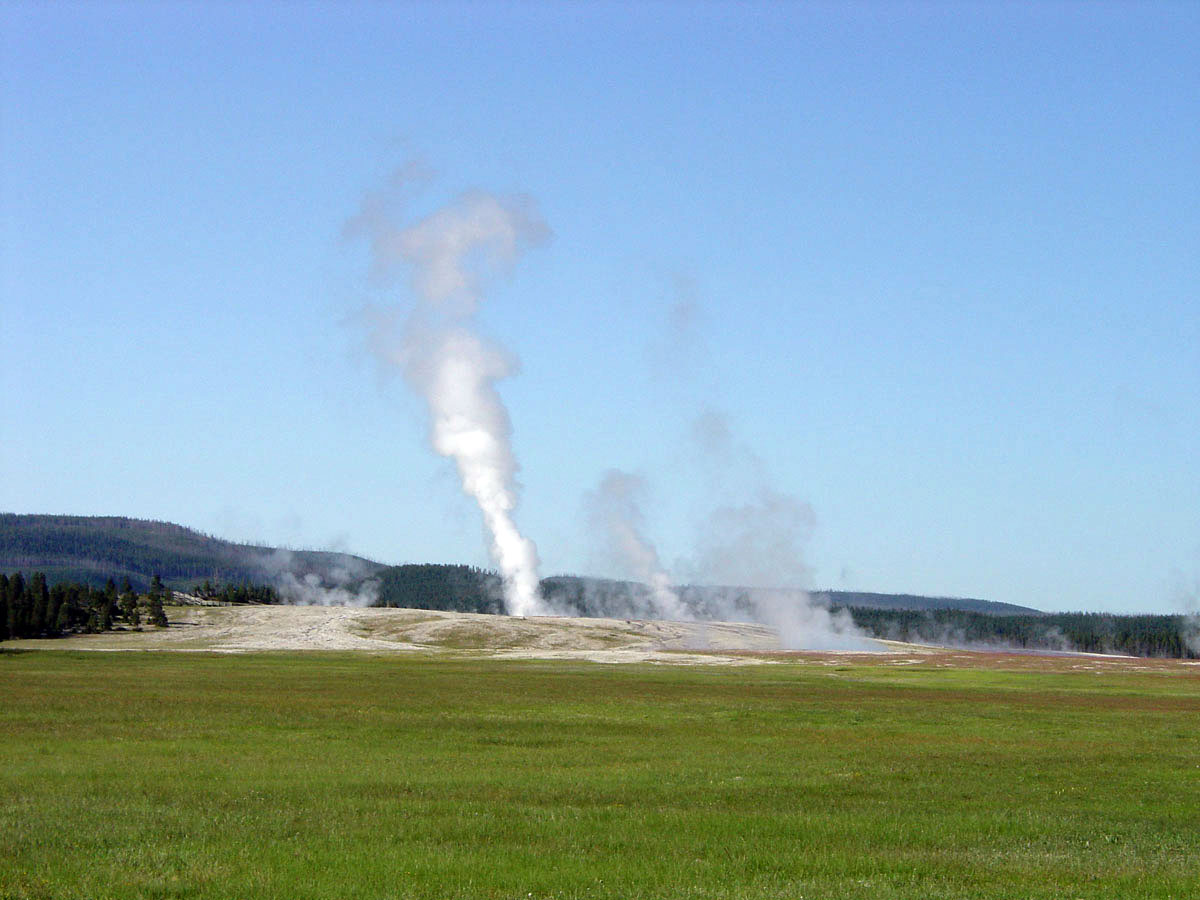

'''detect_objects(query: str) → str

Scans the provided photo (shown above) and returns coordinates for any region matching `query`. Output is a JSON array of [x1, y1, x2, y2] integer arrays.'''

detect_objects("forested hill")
[[812, 591, 1039, 616], [536, 577, 1040, 618], [3, 515, 1033, 617], [0, 514, 385, 591], [377, 572, 1031, 619]]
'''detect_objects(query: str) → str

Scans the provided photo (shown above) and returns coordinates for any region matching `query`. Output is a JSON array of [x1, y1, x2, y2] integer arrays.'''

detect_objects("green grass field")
[[2, 650, 1198, 899]]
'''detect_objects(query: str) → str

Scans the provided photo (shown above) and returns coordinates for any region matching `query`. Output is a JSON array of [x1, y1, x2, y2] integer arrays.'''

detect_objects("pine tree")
[[0, 573, 9, 641], [148, 592, 168, 628], [64, 585, 84, 631], [46, 585, 65, 637], [8, 572, 26, 638], [29, 572, 49, 636], [54, 597, 71, 634], [96, 584, 114, 632], [119, 582, 141, 627], [148, 574, 170, 626]]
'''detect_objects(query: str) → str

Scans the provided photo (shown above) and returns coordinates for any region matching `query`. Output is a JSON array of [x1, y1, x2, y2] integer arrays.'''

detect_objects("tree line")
[[843, 606, 1199, 659], [373, 564, 505, 614], [1, 571, 168, 642], [191, 580, 281, 605], [363, 569, 1200, 660]]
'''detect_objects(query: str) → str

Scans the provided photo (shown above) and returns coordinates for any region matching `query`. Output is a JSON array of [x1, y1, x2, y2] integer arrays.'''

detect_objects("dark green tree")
[[148, 598, 168, 627], [119, 581, 140, 627], [97, 583, 115, 631], [29, 572, 49, 635], [46, 584, 65, 637], [64, 585, 84, 631], [0, 573, 8, 641], [54, 595, 71, 634], [8, 572, 26, 638]]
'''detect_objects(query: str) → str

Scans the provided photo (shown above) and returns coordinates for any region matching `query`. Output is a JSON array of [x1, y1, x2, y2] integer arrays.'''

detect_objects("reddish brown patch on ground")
[[732, 645, 1200, 676]]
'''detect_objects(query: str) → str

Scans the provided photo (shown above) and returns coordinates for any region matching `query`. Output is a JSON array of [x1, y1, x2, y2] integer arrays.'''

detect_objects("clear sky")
[[2, 1, 1197, 613]]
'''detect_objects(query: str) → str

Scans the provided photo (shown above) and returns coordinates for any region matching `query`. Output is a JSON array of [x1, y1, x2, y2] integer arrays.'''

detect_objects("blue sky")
[[2, 1, 1197, 613]]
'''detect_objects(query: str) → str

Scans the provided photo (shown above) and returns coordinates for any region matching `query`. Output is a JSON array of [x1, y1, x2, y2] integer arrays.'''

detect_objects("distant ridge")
[[813, 590, 1041, 616], [0, 513, 385, 591], [537, 576, 1039, 618], [2, 513, 1037, 616]]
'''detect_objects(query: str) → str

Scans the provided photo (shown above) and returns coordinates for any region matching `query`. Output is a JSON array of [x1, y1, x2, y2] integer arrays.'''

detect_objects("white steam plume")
[[275, 571, 381, 607], [682, 410, 876, 651], [585, 470, 692, 621], [1172, 569, 1200, 656], [347, 173, 549, 617], [258, 549, 380, 607]]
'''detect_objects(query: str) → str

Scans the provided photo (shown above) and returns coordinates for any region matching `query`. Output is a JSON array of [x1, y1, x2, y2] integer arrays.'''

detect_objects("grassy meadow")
[[1, 650, 1198, 899]]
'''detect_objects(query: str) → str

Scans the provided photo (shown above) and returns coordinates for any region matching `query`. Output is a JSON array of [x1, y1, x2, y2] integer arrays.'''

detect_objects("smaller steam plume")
[[684, 492, 873, 651], [346, 170, 550, 617], [673, 409, 874, 650], [1173, 570, 1200, 655], [573, 407, 876, 649], [258, 550, 380, 607], [585, 470, 692, 621], [275, 572, 381, 607]]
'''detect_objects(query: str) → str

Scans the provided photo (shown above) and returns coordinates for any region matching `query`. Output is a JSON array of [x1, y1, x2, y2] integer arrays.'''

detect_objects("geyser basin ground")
[[2, 650, 1197, 899], [3, 603, 836, 662], [9, 604, 1195, 674]]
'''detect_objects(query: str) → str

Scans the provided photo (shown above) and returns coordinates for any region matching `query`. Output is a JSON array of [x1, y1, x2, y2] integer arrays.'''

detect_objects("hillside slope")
[[0, 513, 385, 591], [537, 576, 1039, 617], [813, 590, 1039, 616], [374, 572, 1039, 617], [3, 514, 1039, 616]]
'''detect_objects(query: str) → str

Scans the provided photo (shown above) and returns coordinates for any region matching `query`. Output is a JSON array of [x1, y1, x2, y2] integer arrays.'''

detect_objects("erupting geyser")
[[344, 170, 874, 647], [347, 175, 550, 617]]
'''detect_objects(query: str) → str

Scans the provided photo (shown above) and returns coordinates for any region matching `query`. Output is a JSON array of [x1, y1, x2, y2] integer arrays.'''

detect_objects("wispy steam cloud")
[[680, 410, 873, 650], [1173, 569, 1200, 655], [347, 169, 549, 617], [690, 484, 815, 590], [572, 266, 880, 649], [258, 549, 380, 607], [585, 470, 692, 621]]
